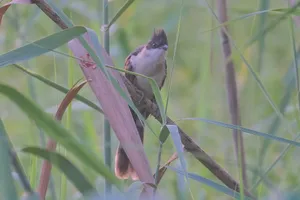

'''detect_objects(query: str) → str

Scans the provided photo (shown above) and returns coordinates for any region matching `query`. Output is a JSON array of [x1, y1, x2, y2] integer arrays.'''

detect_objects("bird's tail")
[[114, 145, 134, 179], [114, 109, 147, 180]]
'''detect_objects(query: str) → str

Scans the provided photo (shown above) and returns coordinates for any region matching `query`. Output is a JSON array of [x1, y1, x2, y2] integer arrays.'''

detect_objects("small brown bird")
[[115, 29, 168, 179]]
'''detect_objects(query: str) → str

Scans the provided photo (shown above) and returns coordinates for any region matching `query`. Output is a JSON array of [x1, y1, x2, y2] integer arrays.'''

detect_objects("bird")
[[114, 28, 168, 180]]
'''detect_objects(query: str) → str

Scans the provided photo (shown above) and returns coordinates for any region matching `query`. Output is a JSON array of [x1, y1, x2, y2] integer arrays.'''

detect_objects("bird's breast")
[[130, 48, 166, 98]]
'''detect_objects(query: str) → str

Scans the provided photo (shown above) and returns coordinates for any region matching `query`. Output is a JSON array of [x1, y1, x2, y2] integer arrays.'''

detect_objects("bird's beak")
[[160, 44, 168, 51]]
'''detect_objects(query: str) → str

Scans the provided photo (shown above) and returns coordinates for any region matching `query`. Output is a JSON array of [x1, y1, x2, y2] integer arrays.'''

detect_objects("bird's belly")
[[136, 71, 165, 98]]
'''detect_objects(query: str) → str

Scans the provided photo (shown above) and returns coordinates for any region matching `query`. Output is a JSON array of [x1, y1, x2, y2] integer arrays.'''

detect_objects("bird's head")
[[146, 28, 168, 51]]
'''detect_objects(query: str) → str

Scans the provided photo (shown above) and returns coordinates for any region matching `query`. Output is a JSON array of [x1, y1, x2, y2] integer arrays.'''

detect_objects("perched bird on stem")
[[115, 28, 168, 180]]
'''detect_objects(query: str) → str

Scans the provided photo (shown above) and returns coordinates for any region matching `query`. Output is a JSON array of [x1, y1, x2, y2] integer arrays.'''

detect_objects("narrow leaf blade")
[[106, 0, 136, 29], [0, 26, 87, 68], [166, 125, 186, 172], [13, 64, 103, 113], [22, 147, 95, 195], [179, 118, 300, 147], [168, 167, 251, 200], [0, 120, 18, 200], [149, 79, 166, 125]]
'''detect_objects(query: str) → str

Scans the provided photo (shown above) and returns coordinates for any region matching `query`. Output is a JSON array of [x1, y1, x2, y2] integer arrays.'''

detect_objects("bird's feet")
[[136, 90, 145, 105]]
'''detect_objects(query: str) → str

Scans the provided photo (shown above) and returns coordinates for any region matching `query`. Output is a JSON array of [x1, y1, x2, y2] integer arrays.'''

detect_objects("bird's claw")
[[137, 90, 145, 105]]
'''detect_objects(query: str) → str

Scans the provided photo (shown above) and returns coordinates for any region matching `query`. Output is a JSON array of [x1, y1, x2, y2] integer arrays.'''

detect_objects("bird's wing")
[[124, 45, 144, 84]]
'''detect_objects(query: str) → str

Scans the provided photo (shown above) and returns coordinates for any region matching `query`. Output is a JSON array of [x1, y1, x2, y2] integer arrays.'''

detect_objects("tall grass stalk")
[[216, 0, 248, 189], [251, 0, 269, 185], [102, 0, 112, 195], [256, 0, 269, 73]]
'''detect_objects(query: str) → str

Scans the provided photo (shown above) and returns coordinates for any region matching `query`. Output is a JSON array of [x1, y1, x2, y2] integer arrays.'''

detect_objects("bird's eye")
[[152, 43, 157, 48]]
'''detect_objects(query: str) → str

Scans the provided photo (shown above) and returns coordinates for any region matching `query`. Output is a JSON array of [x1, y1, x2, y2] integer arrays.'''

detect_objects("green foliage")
[[0, 83, 121, 189], [1, 0, 300, 199]]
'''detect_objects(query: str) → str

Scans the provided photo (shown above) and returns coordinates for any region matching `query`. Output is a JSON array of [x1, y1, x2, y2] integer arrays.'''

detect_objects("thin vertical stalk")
[[165, 0, 183, 115], [10, 150, 33, 194], [256, 0, 269, 73], [102, 0, 112, 195], [216, 0, 248, 189], [154, 143, 163, 186], [0, 120, 18, 200], [0, 120, 33, 194], [289, 0, 300, 113], [209, 0, 215, 74]]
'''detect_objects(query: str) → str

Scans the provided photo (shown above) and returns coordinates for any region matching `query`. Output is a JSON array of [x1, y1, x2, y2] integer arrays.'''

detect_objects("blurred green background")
[[1, 0, 300, 199]]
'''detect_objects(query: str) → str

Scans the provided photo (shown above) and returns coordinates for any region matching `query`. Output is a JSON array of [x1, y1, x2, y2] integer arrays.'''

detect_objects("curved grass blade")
[[251, 132, 300, 191], [0, 120, 19, 200], [22, 147, 96, 196], [199, 8, 295, 35], [165, 0, 183, 115], [251, 14, 300, 191], [177, 118, 300, 147], [149, 80, 166, 125], [166, 125, 186, 172], [168, 166, 252, 200], [246, 2, 300, 47], [255, 73, 295, 183], [0, 26, 86, 67], [13, 64, 103, 113], [166, 125, 191, 196], [106, 0, 136, 30], [0, 83, 121, 188]]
